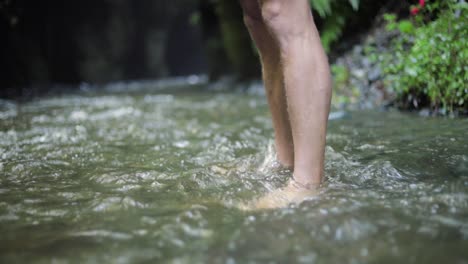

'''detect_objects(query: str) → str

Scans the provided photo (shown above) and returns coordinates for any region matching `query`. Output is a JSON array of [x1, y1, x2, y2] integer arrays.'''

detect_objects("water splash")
[[0, 88, 467, 263]]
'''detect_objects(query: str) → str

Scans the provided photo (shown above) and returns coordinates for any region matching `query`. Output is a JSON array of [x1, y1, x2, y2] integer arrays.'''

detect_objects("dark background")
[[1, 0, 389, 98]]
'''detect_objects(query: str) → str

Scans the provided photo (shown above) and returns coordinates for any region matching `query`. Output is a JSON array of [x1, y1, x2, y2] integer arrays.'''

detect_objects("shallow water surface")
[[0, 87, 467, 263]]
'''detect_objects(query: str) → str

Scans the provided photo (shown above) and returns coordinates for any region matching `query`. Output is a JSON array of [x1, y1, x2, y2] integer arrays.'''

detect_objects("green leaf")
[[398, 20, 415, 34], [386, 23, 397, 31], [383, 13, 396, 22], [309, 0, 332, 17]]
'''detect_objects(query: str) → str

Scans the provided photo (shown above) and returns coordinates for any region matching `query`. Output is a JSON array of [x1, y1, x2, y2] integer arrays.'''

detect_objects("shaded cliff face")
[[0, 0, 207, 97]]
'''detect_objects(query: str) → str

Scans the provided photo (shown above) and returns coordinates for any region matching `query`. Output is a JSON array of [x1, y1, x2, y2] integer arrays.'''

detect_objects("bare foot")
[[239, 179, 318, 210]]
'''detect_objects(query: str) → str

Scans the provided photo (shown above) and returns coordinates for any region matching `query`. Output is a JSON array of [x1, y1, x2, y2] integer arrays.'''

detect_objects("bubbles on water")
[[356, 143, 385, 150], [92, 196, 146, 212], [0, 99, 17, 120], [70, 230, 133, 240], [91, 107, 142, 121], [70, 110, 88, 121], [1, 90, 468, 263], [143, 94, 174, 103], [173, 140, 190, 148]]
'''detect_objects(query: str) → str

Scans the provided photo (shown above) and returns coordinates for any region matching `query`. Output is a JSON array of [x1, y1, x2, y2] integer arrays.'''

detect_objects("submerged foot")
[[240, 179, 318, 210]]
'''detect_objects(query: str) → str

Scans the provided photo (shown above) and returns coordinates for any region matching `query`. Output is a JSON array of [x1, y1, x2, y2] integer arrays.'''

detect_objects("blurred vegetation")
[[380, 0, 467, 113], [331, 64, 360, 106], [215, 1, 260, 81], [309, 0, 360, 52]]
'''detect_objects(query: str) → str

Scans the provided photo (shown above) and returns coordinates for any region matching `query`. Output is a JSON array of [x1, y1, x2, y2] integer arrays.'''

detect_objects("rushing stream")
[[0, 84, 467, 263]]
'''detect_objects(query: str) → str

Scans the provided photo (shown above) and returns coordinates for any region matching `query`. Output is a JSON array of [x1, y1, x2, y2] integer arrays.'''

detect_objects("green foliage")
[[382, 0, 467, 113], [320, 12, 347, 52], [309, 0, 333, 17], [331, 65, 360, 106], [309, 0, 360, 52], [309, 0, 360, 18], [384, 14, 415, 34]]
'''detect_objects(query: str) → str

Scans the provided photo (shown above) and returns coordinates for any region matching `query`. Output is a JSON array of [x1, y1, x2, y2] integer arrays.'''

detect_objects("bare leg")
[[259, 0, 332, 187], [237, 0, 331, 209], [239, 0, 294, 167]]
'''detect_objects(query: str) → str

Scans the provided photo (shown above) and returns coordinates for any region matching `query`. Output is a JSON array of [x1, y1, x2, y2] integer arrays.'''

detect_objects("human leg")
[[239, 0, 294, 167], [259, 0, 332, 187]]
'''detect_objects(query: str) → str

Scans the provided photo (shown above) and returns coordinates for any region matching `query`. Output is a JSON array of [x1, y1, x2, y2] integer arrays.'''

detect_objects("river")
[[1, 85, 467, 263]]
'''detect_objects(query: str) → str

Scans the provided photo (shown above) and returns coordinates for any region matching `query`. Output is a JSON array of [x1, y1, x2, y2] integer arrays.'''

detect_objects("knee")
[[260, 0, 291, 39], [260, 0, 312, 46], [260, 0, 283, 23], [241, 0, 288, 33]]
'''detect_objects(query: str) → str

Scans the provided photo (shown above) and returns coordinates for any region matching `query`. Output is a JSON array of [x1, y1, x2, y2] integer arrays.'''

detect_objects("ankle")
[[276, 152, 294, 169], [292, 172, 322, 189]]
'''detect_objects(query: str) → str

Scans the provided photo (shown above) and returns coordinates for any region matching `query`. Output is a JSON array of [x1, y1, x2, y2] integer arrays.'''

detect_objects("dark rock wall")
[[0, 0, 207, 97]]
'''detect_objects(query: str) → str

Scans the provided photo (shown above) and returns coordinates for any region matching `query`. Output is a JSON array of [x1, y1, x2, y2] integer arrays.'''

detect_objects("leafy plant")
[[309, 0, 360, 52], [331, 65, 361, 107], [309, 0, 360, 17], [381, 0, 467, 113]]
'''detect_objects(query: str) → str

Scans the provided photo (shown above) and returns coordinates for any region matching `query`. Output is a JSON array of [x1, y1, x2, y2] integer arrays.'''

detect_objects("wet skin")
[[239, 0, 332, 206]]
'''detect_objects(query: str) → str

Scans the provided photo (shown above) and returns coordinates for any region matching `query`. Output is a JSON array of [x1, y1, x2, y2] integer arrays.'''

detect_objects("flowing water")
[[0, 84, 467, 263]]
